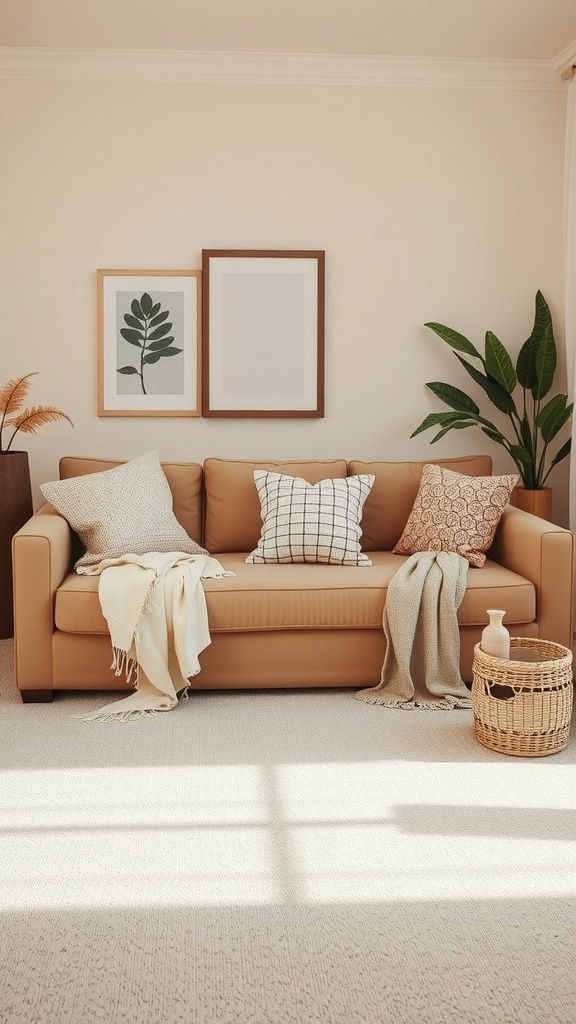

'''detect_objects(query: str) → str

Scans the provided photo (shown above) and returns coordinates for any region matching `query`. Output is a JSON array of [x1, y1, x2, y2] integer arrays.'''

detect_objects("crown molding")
[[0, 46, 566, 89], [553, 38, 576, 80]]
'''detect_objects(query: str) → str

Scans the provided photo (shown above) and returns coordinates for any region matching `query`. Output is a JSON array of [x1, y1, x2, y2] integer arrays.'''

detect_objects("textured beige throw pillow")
[[392, 463, 518, 567], [40, 450, 207, 570], [246, 470, 375, 565]]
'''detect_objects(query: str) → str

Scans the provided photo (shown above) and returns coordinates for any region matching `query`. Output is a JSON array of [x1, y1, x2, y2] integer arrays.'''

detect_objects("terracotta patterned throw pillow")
[[246, 470, 375, 565], [392, 463, 518, 567]]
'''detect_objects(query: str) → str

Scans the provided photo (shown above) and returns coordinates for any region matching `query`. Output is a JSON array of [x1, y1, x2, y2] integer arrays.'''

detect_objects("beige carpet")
[[1, 638, 575, 1024]]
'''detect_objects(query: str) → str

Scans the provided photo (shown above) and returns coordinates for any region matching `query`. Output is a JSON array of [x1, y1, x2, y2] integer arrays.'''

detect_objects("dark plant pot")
[[510, 486, 553, 522], [0, 451, 33, 639]]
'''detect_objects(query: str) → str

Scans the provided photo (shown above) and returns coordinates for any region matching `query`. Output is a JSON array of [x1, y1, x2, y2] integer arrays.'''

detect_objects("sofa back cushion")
[[348, 455, 493, 551], [203, 458, 348, 552], [58, 456, 204, 544]]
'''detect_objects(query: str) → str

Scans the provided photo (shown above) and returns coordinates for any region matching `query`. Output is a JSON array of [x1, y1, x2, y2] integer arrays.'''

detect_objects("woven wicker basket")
[[472, 638, 573, 757]]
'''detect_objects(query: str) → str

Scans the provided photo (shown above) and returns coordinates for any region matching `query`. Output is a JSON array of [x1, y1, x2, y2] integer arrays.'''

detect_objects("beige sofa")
[[12, 454, 574, 702]]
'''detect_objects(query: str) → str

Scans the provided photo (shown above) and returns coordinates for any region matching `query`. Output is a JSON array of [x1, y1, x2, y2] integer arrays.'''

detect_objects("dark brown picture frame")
[[201, 249, 325, 417]]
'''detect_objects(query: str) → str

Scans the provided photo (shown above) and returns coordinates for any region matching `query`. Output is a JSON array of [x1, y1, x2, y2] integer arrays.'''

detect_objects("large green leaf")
[[516, 291, 552, 389], [480, 426, 507, 445], [509, 444, 532, 467], [455, 355, 517, 414], [430, 421, 475, 443], [509, 443, 535, 485], [516, 336, 537, 390], [519, 413, 534, 460], [131, 298, 144, 319], [533, 290, 553, 342], [425, 381, 480, 414], [424, 322, 483, 360], [543, 406, 572, 443], [117, 365, 139, 375], [547, 437, 572, 471], [536, 393, 566, 427], [411, 411, 476, 438], [533, 323, 557, 400], [537, 395, 573, 442], [485, 331, 517, 393]]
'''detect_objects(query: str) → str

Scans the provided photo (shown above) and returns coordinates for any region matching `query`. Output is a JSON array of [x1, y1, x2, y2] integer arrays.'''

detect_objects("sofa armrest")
[[489, 504, 575, 649], [12, 503, 73, 691]]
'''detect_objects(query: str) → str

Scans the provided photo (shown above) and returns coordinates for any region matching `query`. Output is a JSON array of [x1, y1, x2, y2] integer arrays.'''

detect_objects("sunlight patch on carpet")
[[1, 759, 574, 910]]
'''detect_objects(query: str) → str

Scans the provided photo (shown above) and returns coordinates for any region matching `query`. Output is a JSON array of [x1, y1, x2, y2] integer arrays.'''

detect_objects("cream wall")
[[0, 75, 570, 520]]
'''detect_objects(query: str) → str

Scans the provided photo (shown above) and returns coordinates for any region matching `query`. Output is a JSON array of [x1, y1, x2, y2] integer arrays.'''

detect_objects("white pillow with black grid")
[[246, 470, 375, 565]]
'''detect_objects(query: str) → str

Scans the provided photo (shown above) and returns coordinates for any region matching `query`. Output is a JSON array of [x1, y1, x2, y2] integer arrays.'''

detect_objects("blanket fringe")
[[111, 647, 138, 685], [73, 678, 199, 722], [73, 708, 158, 722], [355, 691, 472, 710]]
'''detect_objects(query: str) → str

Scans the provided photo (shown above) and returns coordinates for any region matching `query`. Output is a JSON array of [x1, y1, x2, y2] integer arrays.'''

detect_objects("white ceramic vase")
[[480, 609, 510, 660]]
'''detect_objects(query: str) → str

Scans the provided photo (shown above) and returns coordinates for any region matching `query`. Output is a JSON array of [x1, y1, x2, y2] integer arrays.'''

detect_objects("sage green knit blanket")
[[356, 550, 473, 710]]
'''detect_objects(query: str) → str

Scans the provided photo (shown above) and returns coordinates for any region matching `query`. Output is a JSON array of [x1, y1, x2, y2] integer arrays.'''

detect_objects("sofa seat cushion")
[[54, 551, 535, 635]]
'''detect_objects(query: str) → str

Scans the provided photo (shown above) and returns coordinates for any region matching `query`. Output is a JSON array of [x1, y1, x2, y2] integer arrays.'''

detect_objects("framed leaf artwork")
[[97, 269, 201, 416]]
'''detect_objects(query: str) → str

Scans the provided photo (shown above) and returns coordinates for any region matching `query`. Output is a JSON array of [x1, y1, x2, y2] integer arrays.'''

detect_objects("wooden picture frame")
[[97, 269, 201, 416], [201, 249, 325, 417]]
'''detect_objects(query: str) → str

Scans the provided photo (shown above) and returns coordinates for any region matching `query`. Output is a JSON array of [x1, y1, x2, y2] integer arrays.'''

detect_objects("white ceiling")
[[1, 0, 576, 63]]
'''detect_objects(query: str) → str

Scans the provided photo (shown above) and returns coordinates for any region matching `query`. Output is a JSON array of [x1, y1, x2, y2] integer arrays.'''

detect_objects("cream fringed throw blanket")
[[76, 551, 234, 721], [355, 550, 473, 710]]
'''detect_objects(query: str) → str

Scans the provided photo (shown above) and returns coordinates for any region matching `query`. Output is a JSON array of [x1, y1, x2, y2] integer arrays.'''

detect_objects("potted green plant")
[[411, 290, 572, 519], [0, 372, 73, 637]]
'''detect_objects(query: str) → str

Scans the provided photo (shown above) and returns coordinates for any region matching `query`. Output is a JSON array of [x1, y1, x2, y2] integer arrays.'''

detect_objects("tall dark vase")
[[0, 451, 33, 639]]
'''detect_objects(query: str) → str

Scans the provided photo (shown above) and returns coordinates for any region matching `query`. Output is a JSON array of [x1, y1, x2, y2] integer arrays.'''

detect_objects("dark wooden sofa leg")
[[20, 689, 54, 703]]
